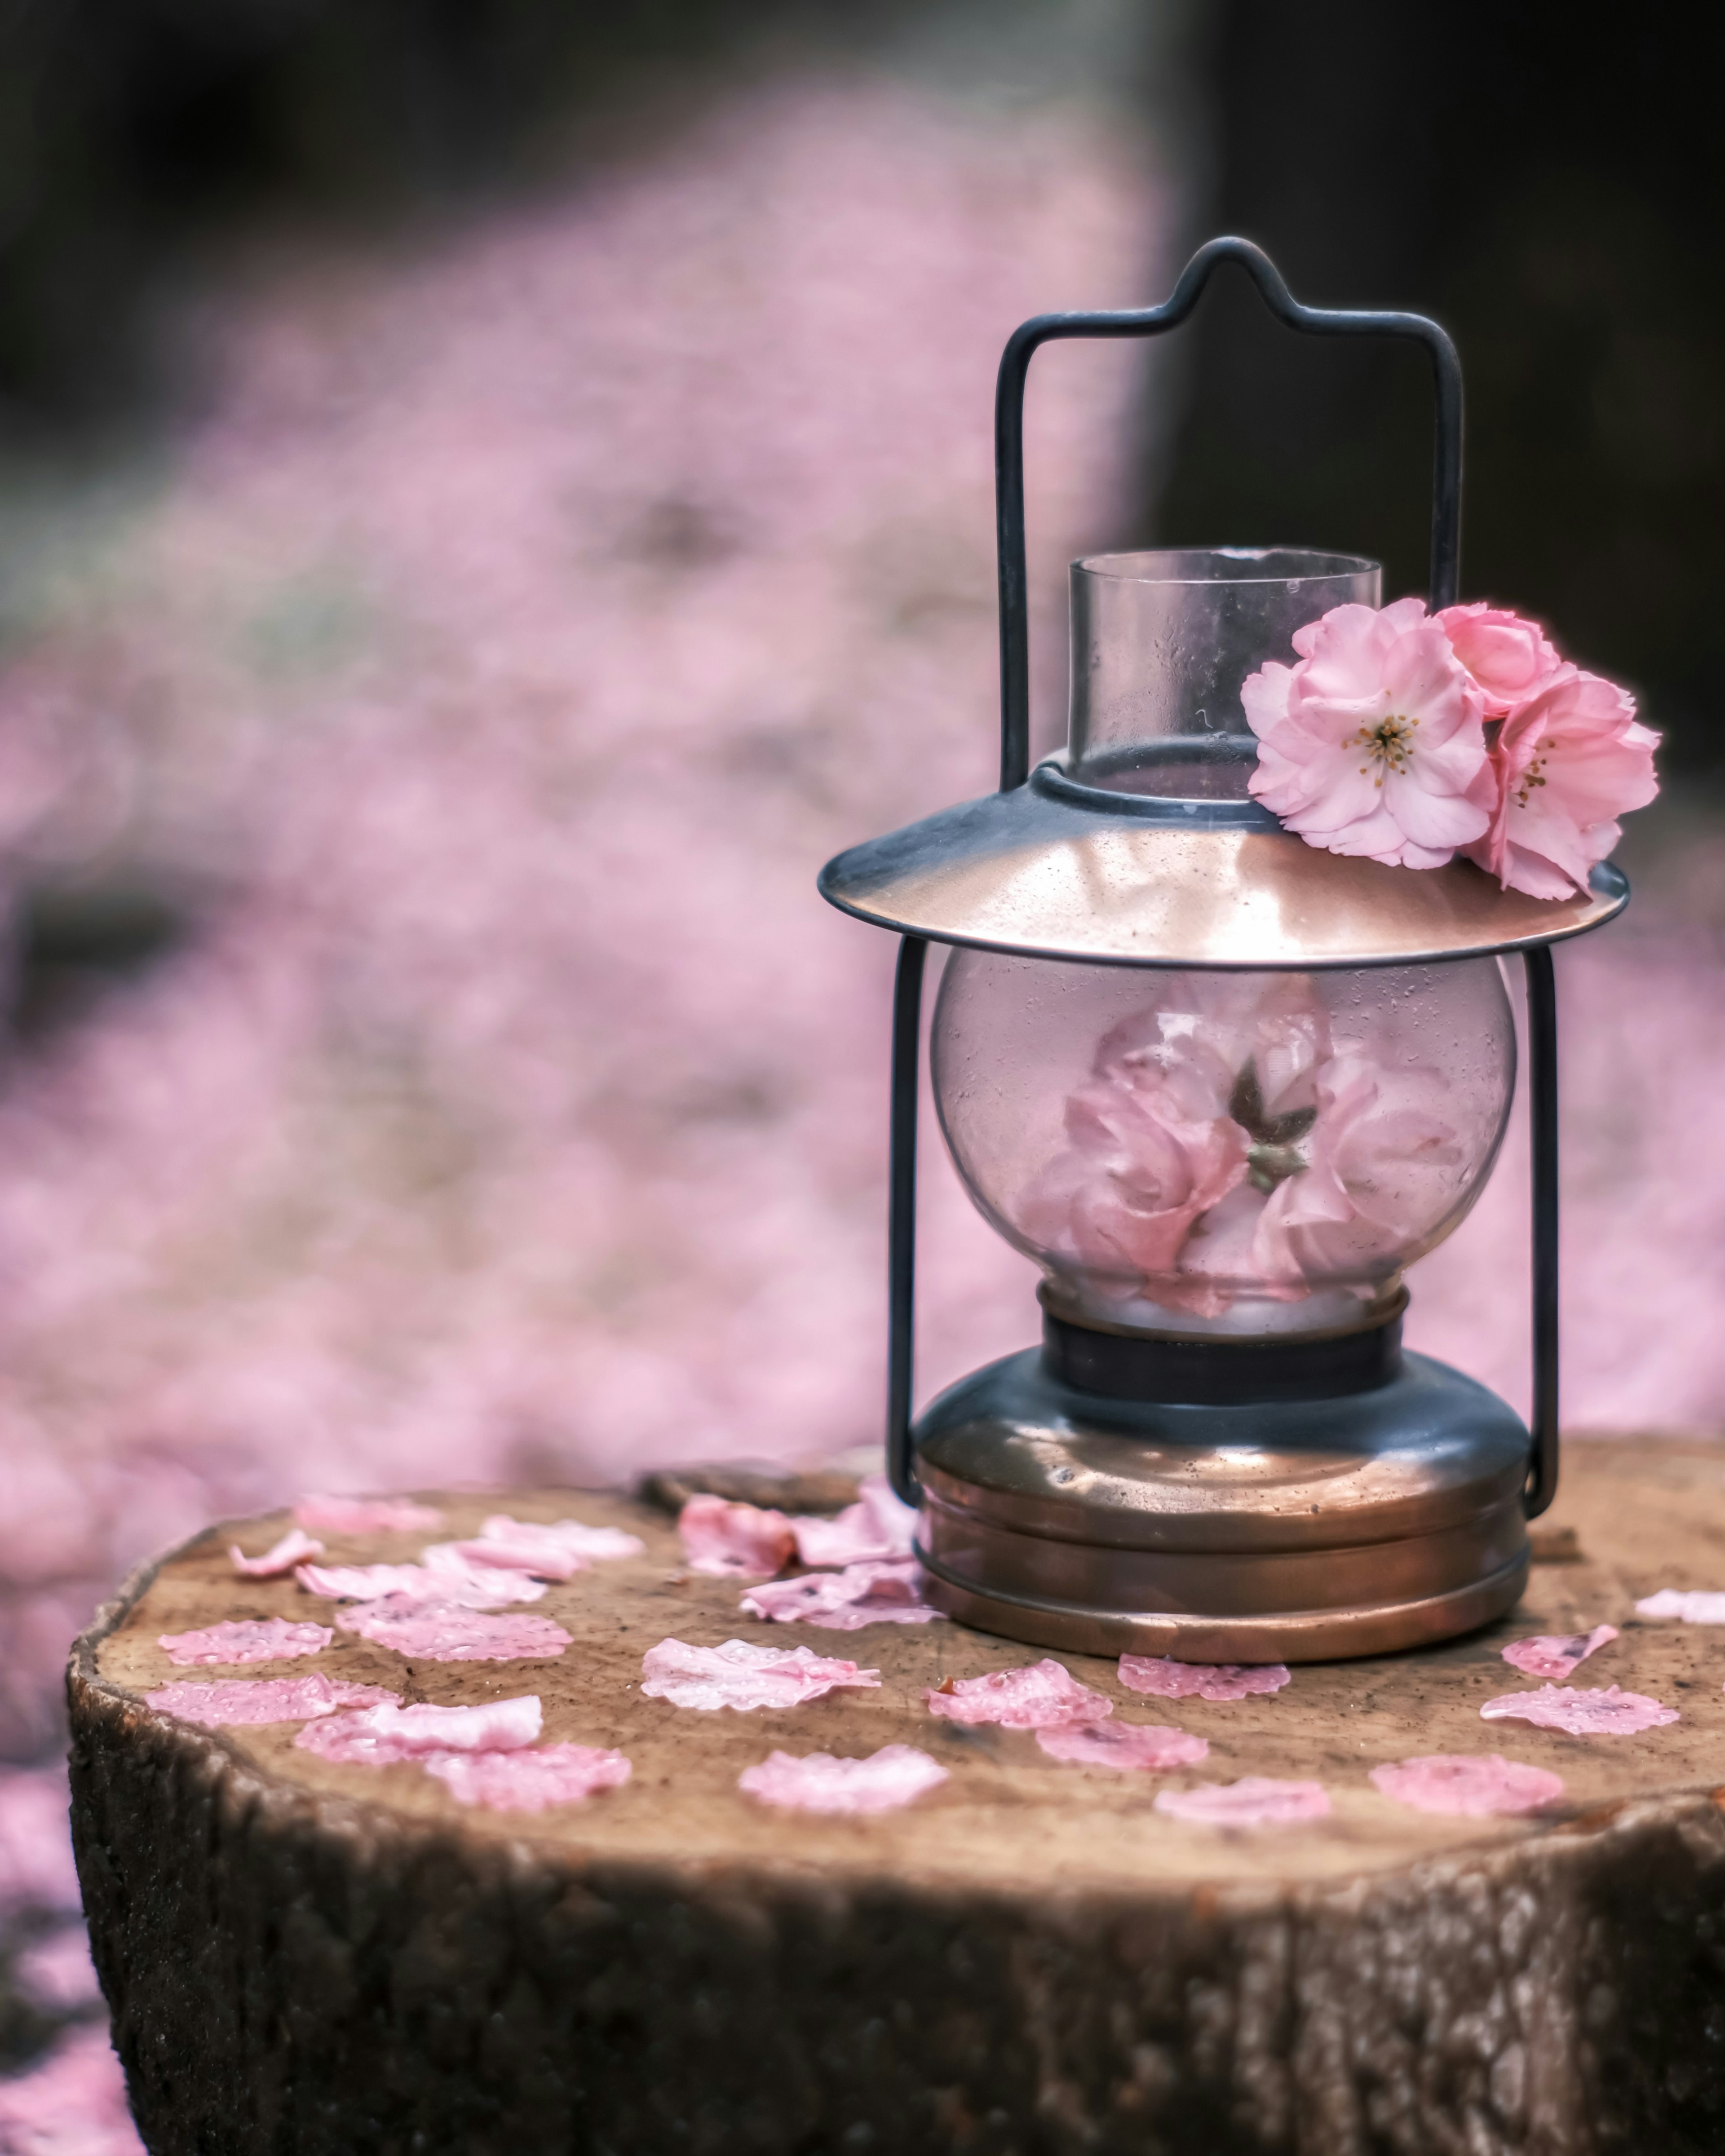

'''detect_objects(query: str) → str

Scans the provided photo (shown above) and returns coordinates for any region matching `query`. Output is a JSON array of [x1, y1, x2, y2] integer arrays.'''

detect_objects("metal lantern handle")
[[887, 236, 1561, 1522], [993, 233, 1463, 795]]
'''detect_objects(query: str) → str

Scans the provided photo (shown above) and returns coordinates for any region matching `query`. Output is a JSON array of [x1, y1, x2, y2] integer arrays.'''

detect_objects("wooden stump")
[[66, 1441, 1725, 2155]]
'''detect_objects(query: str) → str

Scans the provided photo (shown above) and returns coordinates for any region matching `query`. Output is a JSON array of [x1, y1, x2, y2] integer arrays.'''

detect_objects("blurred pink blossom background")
[[0, 54, 1716, 2138]]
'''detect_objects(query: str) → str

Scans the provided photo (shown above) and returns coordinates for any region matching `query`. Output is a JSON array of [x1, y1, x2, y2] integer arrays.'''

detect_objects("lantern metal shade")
[[821, 237, 1611, 1661], [819, 761, 1628, 971]]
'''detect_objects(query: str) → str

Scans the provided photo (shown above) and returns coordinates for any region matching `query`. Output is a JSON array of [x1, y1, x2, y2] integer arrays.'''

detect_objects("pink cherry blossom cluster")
[[1244, 598, 1659, 897], [1017, 972, 1473, 1317]]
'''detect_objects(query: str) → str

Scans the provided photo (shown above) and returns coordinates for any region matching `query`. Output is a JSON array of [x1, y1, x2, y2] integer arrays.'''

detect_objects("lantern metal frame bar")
[[884, 235, 1561, 1526], [993, 234, 1463, 795]]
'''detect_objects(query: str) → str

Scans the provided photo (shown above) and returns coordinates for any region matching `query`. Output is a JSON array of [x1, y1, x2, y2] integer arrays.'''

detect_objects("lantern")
[[818, 239, 1627, 1661]]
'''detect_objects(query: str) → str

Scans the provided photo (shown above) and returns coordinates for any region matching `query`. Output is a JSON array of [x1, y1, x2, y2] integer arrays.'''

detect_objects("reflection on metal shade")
[[818, 764, 1628, 968]]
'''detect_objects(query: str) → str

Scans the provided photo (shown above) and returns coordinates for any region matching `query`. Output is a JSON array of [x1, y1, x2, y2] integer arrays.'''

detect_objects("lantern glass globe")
[[930, 949, 1517, 1338]]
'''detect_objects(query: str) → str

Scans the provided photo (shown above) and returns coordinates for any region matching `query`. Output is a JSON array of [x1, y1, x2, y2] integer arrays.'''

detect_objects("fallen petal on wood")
[[296, 1562, 442, 1602], [640, 1637, 880, 1711], [1118, 1654, 1291, 1702], [424, 1743, 632, 1811], [926, 1658, 1111, 1729], [335, 1597, 572, 1661], [297, 1558, 544, 1607], [295, 1695, 541, 1764], [738, 1745, 948, 1815], [158, 1618, 332, 1668], [145, 1676, 398, 1727], [1479, 1684, 1679, 1735], [418, 1544, 551, 1602], [1153, 1777, 1331, 1826], [1035, 1720, 1208, 1771], [1635, 1589, 1725, 1624], [1501, 1625, 1618, 1680], [456, 1515, 645, 1578], [789, 1478, 918, 1568], [741, 1556, 943, 1630], [1370, 1753, 1565, 1816], [677, 1495, 797, 1578], [228, 1528, 324, 1578], [292, 1496, 444, 1535]]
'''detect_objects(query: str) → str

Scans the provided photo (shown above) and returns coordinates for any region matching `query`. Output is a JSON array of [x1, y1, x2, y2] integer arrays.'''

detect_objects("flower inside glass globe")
[[931, 952, 1516, 1337]]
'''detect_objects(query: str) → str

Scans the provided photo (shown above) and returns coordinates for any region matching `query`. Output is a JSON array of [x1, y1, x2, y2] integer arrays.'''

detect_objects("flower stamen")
[[1349, 711, 1420, 788]]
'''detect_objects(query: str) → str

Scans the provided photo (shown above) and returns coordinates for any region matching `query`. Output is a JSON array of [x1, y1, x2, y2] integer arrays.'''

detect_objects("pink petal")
[[1636, 1589, 1725, 1624], [228, 1527, 324, 1577], [418, 1544, 550, 1602], [457, 1514, 644, 1578], [741, 1556, 943, 1630], [145, 1675, 400, 1727], [296, 1561, 440, 1601], [157, 1617, 333, 1667], [738, 1744, 948, 1815], [296, 1558, 544, 1607], [1035, 1720, 1208, 1770], [336, 1596, 572, 1661], [1153, 1776, 1330, 1826], [1436, 603, 1563, 711], [790, 1477, 917, 1567], [1500, 1624, 1619, 1680], [295, 1693, 541, 1763], [677, 1494, 796, 1578], [1118, 1654, 1290, 1702], [424, 1743, 632, 1811], [1239, 658, 1293, 738], [640, 1636, 880, 1711], [292, 1495, 444, 1534], [1370, 1753, 1565, 1817], [925, 1658, 1111, 1729], [1479, 1684, 1678, 1735]]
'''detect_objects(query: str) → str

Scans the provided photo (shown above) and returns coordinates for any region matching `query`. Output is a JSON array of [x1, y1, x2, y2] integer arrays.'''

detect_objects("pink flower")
[[1250, 1052, 1464, 1286], [1244, 598, 1491, 869], [1463, 665, 1659, 901], [1016, 1014, 1248, 1290], [1435, 603, 1564, 716]]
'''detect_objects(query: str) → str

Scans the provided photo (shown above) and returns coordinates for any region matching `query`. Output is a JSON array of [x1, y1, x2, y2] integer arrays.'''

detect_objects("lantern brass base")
[[913, 1348, 1531, 1663]]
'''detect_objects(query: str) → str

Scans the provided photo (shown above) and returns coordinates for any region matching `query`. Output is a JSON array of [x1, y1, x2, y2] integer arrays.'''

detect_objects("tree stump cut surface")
[[67, 1440, 1725, 2155]]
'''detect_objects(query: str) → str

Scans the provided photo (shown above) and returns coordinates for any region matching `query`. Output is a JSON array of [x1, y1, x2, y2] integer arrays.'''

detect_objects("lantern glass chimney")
[[1068, 548, 1380, 798]]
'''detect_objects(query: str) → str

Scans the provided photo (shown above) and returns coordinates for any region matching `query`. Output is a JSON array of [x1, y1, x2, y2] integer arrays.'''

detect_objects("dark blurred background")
[[5, 2, 1721, 759], [1154, 4, 1725, 770]]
